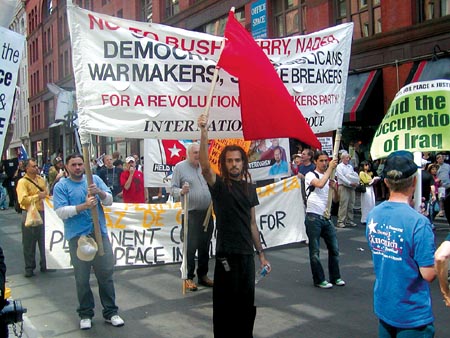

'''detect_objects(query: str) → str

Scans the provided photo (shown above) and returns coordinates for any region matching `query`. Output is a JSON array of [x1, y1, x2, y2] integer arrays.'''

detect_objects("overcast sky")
[[0, 0, 19, 28]]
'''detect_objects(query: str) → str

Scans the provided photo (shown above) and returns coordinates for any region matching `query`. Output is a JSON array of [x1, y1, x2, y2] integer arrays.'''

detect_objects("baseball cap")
[[125, 156, 135, 163], [383, 150, 419, 180], [76, 236, 98, 262], [53, 157, 63, 165]]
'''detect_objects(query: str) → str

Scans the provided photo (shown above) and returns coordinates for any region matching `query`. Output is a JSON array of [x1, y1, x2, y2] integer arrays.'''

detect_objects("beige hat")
[[76, 236, 98, 262]]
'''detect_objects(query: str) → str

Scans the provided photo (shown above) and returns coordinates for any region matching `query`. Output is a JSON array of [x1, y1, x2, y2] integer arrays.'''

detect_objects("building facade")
[[5, 0, 450, 163]]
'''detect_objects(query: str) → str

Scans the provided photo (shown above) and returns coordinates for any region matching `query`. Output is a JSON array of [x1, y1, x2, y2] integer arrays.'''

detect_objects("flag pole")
[[324, 128, 342, 219], [182, 192, 189, 295], [82, 141, 104, 256], [202, 8, 233, 119]]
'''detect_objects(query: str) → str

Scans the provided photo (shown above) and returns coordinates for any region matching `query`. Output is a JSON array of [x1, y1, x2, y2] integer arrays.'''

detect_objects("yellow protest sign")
[[371, 80, 450, 160]]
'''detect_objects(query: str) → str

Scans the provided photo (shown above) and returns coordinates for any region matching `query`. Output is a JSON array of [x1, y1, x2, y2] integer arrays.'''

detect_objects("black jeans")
[[21, 211, 46, 273], [182, 209, 214, 280], [213, 254, 256, 338]]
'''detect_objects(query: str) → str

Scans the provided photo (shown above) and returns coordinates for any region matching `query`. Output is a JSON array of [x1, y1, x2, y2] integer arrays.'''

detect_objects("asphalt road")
[[1, 207, 450, 338]]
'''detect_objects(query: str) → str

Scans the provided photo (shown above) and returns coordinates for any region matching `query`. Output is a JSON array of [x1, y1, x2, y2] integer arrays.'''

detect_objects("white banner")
[[67, 5, 353, 139], [0, 27, 25, 153], [143, 138, 291, 187], [45, 177, 306, 269]]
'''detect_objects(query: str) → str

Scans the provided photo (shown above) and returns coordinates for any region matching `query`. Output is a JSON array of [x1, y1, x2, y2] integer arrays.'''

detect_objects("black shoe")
[[24, 271, 34, 278], [198, 276, 214, 287], [41, 268, 57, 273]]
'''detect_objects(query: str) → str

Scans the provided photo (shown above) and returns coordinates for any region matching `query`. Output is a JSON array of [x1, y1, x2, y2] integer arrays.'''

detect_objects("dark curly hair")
[[219, 145, 252, 192]]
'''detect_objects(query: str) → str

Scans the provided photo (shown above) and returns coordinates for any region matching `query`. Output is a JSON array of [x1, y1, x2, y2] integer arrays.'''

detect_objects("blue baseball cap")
[[383, 150, 419, 180]]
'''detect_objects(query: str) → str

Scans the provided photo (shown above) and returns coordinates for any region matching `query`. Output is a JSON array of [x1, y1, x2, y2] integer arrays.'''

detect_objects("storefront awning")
[[343, 69, 380, 123], [409, 57, 450, 82]]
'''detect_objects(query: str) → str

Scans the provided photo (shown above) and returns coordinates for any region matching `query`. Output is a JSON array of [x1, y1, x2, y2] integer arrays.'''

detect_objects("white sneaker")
[[334, 278, 346, 286], [315, 281, 333, 289], [80, 318, 92, 330], [106, 315, 125, 327]]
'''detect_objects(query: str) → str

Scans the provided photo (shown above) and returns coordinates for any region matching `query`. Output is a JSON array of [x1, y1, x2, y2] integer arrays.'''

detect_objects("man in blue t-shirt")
[[366, 150, 436, 337], [53, 154, 124, 330]]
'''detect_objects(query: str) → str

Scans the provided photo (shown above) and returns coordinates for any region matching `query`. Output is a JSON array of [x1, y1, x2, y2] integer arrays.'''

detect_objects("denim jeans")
[[68, 235, 118, 320], [379, 320, 435, 338], [305, 213, 341, 285]]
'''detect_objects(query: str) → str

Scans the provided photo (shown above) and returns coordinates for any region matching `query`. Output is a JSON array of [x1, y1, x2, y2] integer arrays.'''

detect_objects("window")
[[272, 0, 305, 37], [45, 0, 54, 17], [165, 0, 179, 18], [142, 0, 153, 22], [202, 9, 245, 36], [336, 0, 347, 21], [343, 0, 381, 38], [117, 9, 123, 18], [48, 27, 52, 51], [418, 0, 450, 22], [64, 50, 69, 77]]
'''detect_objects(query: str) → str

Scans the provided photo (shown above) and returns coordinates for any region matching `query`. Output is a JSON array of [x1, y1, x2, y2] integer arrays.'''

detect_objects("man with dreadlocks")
[[198, 114, 271, 338]]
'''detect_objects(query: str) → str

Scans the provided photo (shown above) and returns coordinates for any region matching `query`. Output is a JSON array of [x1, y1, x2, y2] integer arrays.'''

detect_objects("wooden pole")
[[203, 202, 213, 232], [182, 192, 189, 295], [82, 143, 104, 256], [203, 41, 225, 119], [324, 128, 342, 219]]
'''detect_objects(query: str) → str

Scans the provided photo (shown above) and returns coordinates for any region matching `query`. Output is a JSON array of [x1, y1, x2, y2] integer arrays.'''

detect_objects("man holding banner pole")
[[172, 143, 214, 292], [53, 154, 124, 330]]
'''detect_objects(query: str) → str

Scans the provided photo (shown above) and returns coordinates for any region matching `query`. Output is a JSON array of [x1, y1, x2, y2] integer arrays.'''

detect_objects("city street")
[[1, 207, 450, 338]]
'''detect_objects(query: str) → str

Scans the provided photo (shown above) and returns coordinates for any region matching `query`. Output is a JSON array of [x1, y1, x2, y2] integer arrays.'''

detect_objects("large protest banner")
[[0, 27, 25, 153], [371, 80, 450, 159], [67, 5, 353, 139], [144, 138, 291, 187], [45, 176, 306, 269]]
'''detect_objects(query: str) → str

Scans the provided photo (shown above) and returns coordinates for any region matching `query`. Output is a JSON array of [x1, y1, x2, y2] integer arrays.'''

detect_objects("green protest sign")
[[371, 80, 450, 160]]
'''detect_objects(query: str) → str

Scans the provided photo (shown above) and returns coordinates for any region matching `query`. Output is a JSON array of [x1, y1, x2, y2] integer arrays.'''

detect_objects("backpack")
[[301, 171, 320, 206]]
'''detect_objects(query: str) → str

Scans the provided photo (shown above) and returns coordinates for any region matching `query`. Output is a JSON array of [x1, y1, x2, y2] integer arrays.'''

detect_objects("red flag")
[[217, 11, 321, 149]]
